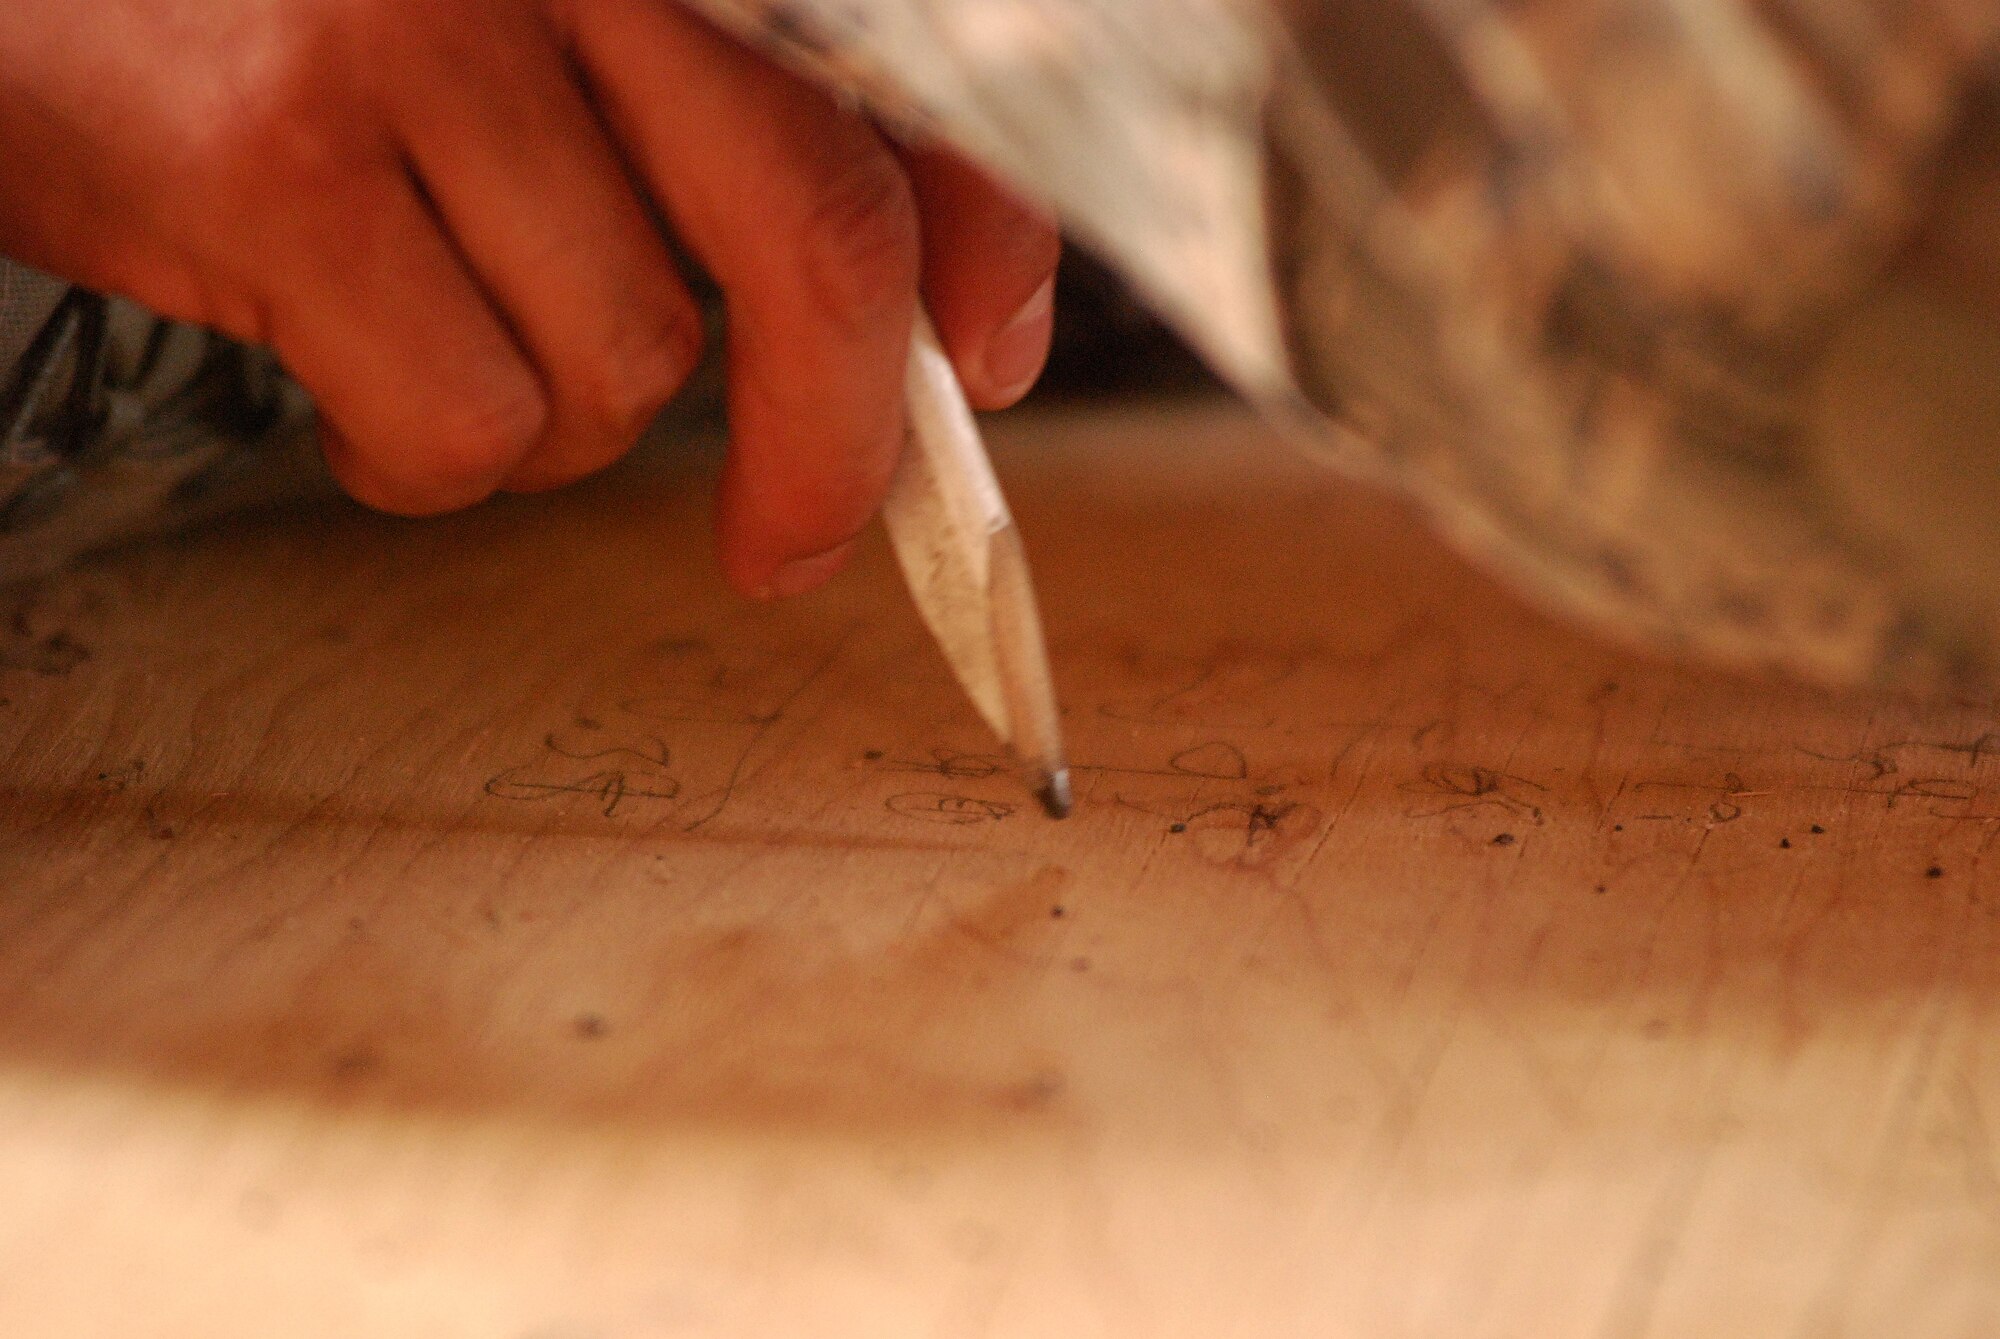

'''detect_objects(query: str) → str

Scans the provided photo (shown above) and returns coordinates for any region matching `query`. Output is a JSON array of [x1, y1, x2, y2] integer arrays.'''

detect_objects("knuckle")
[[362, 382, 547, 511], [581, 309, 703, 437], [431, 382, 550, 479], [795, 154, 922, 331]]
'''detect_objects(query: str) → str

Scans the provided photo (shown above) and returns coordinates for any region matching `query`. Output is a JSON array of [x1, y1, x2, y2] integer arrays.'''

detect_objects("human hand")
[[0, 0, 1059, 596]]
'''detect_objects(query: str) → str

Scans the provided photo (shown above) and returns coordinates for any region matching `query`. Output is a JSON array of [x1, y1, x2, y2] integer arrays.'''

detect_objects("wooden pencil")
[[881, 312, 1071, 818]]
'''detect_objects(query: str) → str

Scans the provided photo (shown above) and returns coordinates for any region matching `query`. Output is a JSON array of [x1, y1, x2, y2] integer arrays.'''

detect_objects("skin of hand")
[[0, 0, 1061, 598]]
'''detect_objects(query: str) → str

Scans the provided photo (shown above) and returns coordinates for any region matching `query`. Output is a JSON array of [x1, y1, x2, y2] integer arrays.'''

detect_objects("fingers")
[[258, 1, 1058, 583], [570, 0, 921, 597], [901, 149, 1062, 409], [268, 170, 549, 516], [386, 9, 705, 495]]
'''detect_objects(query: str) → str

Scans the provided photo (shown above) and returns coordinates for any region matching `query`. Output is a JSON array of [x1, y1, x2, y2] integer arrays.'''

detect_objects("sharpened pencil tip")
[[1036, 768, 1073, 820]]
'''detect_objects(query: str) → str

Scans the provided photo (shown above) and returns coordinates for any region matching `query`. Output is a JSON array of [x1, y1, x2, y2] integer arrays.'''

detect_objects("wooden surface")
[[2, 399, 1998, 1337]]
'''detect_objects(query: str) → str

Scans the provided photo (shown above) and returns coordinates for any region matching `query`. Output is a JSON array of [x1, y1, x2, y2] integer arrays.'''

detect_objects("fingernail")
[[981, 277, 1056, 404], [757, 537, 858, 601]]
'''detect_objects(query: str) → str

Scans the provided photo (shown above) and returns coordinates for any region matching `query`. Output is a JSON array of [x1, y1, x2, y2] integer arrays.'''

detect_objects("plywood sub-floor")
[[1, 399, 1997, 1337]]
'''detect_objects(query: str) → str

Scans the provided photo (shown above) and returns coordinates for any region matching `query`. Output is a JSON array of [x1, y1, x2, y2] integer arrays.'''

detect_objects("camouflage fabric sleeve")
[[691, 0, 2000, 689], [0, 260, 67, 378], [0, 260, 326, 589]]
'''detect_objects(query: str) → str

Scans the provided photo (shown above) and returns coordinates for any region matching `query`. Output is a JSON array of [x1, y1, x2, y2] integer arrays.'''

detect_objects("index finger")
[[571, 1, 919, 598], [900, 148, 1062, 410]]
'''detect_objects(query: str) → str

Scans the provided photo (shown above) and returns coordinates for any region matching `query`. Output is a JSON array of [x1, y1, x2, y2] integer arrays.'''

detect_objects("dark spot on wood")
[[864, 749, 884, 761], [1927, 865, 1945, 879], [1491, 832, 1516, 846], [573, 1013, 609, 1040], [1049, 905, 1066, 919], [1169, 823, 1187, 834], [330, 1047, 379, 1080], [1810, 824, 1826, 834], [1594, 885, 1608, 895], [1596, 548, 1643, 596], [1070, 956, 1091, 972], [1779, 838, 1791, 849], [236, 1189, 279, 1232], [994, 1069, 1065, 1113], [1612, 824, 1624, 833], [1711, 587, 1770, 629], [574, 716, 601, 730]]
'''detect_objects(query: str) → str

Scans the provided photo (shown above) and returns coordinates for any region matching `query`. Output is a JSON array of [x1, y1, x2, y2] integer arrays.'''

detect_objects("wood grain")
[[1, 399, 1997, 1337]]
